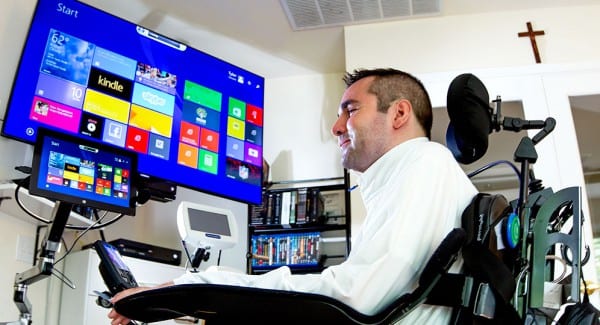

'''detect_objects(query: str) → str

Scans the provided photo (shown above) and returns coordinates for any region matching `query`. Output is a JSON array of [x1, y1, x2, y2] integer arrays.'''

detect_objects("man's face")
[[331, 77, 390, 172]]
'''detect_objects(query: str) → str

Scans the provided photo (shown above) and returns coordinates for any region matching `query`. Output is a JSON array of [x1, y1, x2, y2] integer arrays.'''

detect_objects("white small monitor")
[[177, 201, 238, 251]]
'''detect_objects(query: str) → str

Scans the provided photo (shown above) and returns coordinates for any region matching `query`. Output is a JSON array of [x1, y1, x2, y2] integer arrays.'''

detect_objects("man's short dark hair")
[[343, 68, 433, 139]]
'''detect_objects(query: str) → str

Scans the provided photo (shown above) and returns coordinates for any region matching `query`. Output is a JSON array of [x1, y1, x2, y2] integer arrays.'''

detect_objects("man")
[[109, 68, 477, 324]]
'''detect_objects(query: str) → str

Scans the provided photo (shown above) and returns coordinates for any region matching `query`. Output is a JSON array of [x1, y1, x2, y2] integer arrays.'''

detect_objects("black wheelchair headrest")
[[446, 73, 493, 165]]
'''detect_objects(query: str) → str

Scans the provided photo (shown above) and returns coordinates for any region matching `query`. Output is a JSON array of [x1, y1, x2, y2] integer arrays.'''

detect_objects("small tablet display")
[[29, 128, 137, 215]]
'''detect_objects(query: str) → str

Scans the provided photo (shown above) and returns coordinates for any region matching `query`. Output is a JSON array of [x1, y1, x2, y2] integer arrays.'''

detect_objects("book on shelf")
[[249, 206, 264, 225], [273, 192, 282, 224], [280, 191, 291, 227], [296, 187, 308, 224], [265, 193, 274, 225], [289, 190, 297, 224]]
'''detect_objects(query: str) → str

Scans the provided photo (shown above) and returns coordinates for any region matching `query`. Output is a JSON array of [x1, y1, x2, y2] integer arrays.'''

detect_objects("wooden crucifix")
[[518, 21, 545, 63]]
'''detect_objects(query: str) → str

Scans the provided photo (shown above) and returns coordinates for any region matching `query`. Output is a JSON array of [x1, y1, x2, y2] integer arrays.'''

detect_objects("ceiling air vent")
[[280, 0, 441, 31]]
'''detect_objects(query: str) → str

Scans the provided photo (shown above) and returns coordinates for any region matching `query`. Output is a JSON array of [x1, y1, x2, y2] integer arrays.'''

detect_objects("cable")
[[14, 179, 129, 230], [467, 159, 522, 185], [92, 208, 107, 242], [514, 264, 529, 310], [545, 255, 568, 283], [527, 307, 555, 324], [15, 177, 54, 224], [181, 240, 199, 273], [54, 211, 108, 265], [52, 267, 76, 289]]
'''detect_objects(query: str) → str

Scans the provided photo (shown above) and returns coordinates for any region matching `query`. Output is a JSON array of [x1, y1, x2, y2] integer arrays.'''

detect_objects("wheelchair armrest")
[[115, 229, 466, 324], [115, 283, 378, 324]]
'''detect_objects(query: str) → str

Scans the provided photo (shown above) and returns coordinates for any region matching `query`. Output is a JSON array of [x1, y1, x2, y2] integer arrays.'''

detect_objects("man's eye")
[[347, 108, 357, 116]]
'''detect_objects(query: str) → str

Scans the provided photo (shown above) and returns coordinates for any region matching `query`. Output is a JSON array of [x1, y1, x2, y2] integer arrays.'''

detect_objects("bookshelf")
[[247, 172, 351, 274]]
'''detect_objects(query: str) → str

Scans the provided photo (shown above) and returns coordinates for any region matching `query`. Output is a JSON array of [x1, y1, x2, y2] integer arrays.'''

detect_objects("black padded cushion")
[[115, 284, 374, 324], [462, 193, 509, 247], [461, 193, 516, 304], [446, 73, 492, 164]]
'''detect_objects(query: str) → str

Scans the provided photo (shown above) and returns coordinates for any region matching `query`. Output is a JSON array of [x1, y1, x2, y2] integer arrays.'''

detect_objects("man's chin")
[[341, 156, 354, 171]]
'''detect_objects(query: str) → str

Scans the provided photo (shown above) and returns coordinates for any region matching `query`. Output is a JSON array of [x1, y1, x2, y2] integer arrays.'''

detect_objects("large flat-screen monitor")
[[30, 128, 137, 215], [2, 0, 265, 205]]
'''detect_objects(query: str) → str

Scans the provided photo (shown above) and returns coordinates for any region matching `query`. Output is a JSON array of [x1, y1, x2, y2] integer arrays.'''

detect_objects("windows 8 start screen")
[[3, 0, 266, 204]]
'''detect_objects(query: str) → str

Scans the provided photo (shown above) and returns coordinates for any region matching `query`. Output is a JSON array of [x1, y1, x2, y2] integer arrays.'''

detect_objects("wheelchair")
[[113, 74, 587, 324]]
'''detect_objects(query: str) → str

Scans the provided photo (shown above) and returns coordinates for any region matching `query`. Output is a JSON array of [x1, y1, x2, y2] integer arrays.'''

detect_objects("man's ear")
[[391, 99, 412, 129]]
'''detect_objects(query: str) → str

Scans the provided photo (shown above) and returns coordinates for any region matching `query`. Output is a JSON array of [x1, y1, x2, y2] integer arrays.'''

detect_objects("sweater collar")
[[357, 137, 428, 200]]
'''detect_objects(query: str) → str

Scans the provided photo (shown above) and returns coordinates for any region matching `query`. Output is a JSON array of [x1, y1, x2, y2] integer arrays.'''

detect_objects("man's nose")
[[331, 116, 347, 136]]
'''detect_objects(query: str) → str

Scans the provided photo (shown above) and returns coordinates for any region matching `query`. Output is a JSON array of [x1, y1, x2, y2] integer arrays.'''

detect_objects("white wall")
[[0, 0, 37, 181], [344, 5, 600, 74], [263, 74, 345, 182], [0, 212, 51, 324], [0, 0, 36, 118]]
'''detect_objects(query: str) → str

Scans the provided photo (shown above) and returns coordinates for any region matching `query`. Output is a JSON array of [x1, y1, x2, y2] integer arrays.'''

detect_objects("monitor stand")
[[1, 201, 73, 325]]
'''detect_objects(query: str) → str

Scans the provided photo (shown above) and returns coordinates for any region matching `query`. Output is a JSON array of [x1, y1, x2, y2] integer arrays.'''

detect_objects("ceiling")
[[80, 0, 600, 190], [279, 0, 442, 31], [82, 0, 599, 78]]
